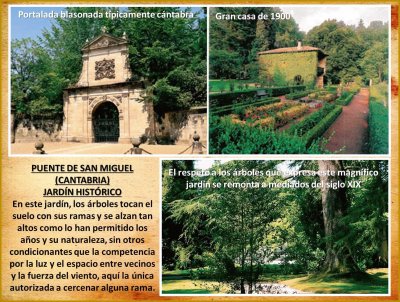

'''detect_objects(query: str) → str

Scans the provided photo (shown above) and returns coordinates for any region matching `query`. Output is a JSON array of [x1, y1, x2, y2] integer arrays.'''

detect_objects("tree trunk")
[[318, 160, 358, 273]]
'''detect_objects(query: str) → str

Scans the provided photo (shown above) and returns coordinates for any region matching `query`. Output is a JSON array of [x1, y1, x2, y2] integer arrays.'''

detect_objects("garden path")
[[323, 88, 369, 154]]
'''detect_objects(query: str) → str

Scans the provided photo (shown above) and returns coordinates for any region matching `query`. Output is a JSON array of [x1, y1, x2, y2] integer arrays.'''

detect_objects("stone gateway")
[[62, 31, 153, 143]]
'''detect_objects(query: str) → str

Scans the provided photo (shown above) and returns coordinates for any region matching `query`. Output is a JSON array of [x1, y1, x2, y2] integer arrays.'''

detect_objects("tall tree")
[[169, 160, 281, 293], [11, 7, 206, 119], [317, 160, 359, 273]]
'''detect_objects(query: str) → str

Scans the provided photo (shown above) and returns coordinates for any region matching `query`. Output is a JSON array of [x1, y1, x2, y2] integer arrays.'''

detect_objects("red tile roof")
[[258, 46, 326, 56]]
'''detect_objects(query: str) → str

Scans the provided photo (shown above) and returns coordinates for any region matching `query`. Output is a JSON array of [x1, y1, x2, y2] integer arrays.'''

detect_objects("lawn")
[[162, 268, 388, 294], [281, 268, 388, 294], [162, 270, 223, 294]]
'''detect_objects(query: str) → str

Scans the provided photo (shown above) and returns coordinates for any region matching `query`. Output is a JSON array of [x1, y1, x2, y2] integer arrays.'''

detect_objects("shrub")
[[369, 97, 388, 154], [210, 85, 306, 107], [335, 92, 354, 106], [319, 93, 337, 102], [245, 102, 295, 116], [275, 104, 309, 127], [252, 116, 275, 128], [209, 115, 321, 154], [304, 105, 342, 147], [288, 103, 336, 136], [209, 90, 258, 107], [211, 97, 280, 116], [265, 85, 306, 97], [285, 91, 310, 100]]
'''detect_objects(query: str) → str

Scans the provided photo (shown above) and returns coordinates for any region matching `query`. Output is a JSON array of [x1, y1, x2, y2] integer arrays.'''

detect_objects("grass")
[[281, 268, 388, 294], [162, 270, 228, 294], [162, 279, 216, 294], [370, 82, 388, 105], [162, 268, 388, 294]]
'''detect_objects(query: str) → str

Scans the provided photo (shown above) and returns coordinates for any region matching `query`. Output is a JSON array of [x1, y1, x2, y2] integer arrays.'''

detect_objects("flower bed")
[[230, 102, 309, 129], [275, 104, 309, 127]]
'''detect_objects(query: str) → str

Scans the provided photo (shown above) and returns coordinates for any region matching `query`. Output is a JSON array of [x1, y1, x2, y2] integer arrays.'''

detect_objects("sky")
[[280, 5, 389, 33]]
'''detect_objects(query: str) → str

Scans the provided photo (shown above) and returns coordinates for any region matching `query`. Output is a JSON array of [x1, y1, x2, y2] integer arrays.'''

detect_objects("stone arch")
[[88, 95, 123, 120]]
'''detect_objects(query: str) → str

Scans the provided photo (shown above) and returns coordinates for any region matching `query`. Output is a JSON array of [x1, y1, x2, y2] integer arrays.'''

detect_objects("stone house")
[[258, 41, 328, 88]]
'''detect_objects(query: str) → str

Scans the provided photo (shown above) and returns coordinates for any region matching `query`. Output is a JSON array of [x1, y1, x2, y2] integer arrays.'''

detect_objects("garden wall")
[[155, 106, 207, 145], [13, 119, 63, 142]]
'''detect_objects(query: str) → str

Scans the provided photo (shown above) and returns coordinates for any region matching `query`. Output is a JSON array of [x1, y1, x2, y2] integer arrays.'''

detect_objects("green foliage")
[[168, 160, 283, 293], [210, 90, 258, 107], [285, 91, 311, 100], [209, 80, 254, 93], [360, 42, 388, 83], [210, 50, 243, 79], [211, 97, 280, 116], [370, 82, 388, 106], [368, 98, 388, 154], [304, 106, 342, 147], [210, 7, 303, 80], [163, 160, 389, 293], [259, 51, 317, 87], [11, 38, 66, 119], [11, 7, 206, 119], [209, 115, 322, 154], [210, 85, 306, 107], [288, 103, 336, 136], [335, 92, 354, 106], [273, 65, 287, 86], [306, 19, 388, 84], [342, 161, 389, 268]]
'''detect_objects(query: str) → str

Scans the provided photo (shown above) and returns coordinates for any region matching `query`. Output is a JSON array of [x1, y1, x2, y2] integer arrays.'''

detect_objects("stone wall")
[[156, 106, 207, 145], [13, 119, 63, 142]]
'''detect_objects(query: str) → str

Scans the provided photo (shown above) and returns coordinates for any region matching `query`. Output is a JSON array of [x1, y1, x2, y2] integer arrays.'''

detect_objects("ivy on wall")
[[259, 51, 318, 87]]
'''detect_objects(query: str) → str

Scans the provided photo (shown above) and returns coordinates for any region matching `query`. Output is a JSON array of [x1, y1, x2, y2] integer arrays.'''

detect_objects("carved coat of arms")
[[95, 58, 115, 80]]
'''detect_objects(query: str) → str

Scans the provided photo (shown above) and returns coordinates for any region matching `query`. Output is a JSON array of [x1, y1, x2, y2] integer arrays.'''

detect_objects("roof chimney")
[[297, 41, 302, 50]]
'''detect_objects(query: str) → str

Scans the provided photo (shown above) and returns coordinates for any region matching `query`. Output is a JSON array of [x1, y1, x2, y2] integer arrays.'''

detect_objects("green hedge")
[[335, 92, 354, 106], [210, 85, 306, 107], [304, 105, 342, 147], [209, 115, 321, 154], [285, 91, 310, 100], [209, 90, 258, 107], [288, 103, 336, 136], [369, 98, 388, 154], [211, 97, 280, 116]]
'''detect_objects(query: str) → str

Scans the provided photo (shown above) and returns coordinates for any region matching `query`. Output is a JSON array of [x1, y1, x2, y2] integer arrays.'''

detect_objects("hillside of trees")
[[210, 7, 388, 86], [11, 7, 206, 120]]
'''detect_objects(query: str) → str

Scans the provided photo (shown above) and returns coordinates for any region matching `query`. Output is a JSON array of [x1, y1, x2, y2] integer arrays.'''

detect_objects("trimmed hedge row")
[[335, 92, 354, 106], [285, 91, 310, 100], [304, 105, 342, 147], [288, 103, 336, 136], [210, 90, 258, 107], [212, 97, 280, 116], [210, 85, 306, 106], [369, 98, 388, 154]]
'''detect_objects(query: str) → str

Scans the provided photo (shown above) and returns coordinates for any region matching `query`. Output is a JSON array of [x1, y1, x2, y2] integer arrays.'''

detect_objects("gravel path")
[[324, 88, 369, 154]]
